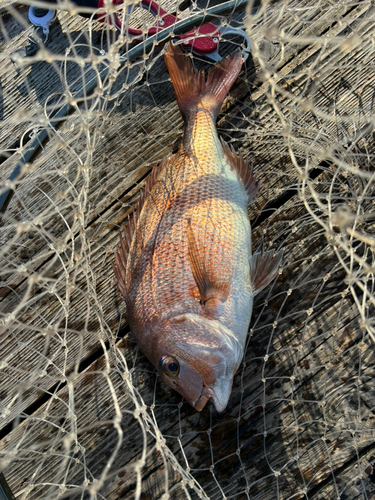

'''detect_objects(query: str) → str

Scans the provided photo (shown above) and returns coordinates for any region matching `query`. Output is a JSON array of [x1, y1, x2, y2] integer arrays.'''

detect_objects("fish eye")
[[160, 356, 180, 377]]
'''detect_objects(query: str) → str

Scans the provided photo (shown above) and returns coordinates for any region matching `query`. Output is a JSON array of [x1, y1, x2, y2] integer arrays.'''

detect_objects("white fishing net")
[[0, 0, 374, 498]]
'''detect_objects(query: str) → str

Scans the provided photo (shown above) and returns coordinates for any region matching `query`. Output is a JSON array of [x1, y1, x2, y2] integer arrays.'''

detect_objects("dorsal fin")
[[112, 217, 130, 300], [136, 155, 171, 217], [112, 156, 171, 297], [221, 138, 259, 204]]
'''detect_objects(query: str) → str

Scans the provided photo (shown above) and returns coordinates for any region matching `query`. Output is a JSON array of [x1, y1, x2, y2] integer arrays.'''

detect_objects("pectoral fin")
[[187, 221, 230, 307], [249, 243, 283, 296]]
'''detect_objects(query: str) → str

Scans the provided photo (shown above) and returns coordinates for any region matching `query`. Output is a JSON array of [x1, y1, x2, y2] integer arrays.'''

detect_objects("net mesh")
[[0, 0, 375, 499]]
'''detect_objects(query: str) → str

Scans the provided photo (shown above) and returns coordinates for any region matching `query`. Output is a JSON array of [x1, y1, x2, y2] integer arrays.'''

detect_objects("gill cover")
[[154, 313, 243, 412]]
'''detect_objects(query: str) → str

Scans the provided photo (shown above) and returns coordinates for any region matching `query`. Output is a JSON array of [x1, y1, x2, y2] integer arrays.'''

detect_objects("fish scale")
[[113, 43, 283, 412], [153, 159, 248, 315]]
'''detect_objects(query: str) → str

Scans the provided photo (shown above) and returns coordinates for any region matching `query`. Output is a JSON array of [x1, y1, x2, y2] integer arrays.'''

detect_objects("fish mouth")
[[171, 313, 244, 412], [193, 376, 234, 412], [210, 376, 233, 412], [193, 386, 214, 411]]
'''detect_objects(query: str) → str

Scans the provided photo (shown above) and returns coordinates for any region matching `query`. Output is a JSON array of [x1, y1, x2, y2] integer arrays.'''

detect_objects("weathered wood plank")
[[0, 140, 367, 498], [0, 335, 203, 500], [156, 307, 372, 500], [0, 248, 370, 500], [0, 0, 374, 499], [1, 0, 368, 302]]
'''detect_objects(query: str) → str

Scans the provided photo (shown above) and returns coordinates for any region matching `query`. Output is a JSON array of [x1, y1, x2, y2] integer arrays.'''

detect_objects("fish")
[[113, 42, 283, 412]]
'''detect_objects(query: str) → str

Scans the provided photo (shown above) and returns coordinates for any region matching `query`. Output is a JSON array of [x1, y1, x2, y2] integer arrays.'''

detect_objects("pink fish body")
[[114, 43, 283, 412]]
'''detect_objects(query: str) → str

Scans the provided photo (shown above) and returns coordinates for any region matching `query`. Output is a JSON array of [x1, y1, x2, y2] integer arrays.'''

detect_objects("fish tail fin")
[[164, 42, 243, 120]]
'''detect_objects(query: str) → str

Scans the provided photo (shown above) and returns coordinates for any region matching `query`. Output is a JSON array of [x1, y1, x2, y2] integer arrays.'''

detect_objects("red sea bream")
[[113, 43, 283, 412]]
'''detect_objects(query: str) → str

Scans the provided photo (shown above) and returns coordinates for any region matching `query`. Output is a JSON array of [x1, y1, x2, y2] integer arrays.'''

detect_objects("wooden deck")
[[0, 0, 375, 499]]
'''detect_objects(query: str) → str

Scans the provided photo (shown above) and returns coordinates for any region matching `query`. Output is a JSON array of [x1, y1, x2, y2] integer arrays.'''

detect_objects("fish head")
[[150, 313, 243, 412]]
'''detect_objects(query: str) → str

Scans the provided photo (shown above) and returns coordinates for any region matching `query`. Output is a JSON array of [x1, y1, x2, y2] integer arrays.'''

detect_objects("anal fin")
[[187, 221, 230, 307], [221, 138, 259, 204], [249, 243, 283, 296]]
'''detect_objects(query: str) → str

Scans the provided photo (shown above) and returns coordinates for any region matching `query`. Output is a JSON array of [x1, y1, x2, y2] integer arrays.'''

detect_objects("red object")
[[96, 0, 220, 55]]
